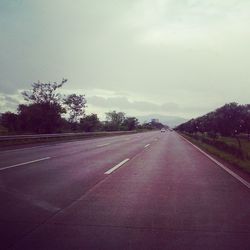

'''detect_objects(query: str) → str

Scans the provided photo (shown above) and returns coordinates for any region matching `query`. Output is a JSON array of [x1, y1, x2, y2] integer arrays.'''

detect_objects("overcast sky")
[[0, 0, 250, 120]]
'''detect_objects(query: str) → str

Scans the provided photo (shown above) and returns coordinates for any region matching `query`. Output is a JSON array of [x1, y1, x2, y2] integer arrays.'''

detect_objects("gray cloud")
[[0, 92, 23, 113], [0, 0, 249, 119], [87, 95, 209, 117], [88, 96, 169, 112]]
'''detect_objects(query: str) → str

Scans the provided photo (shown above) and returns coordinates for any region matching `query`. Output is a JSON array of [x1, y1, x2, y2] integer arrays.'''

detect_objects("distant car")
[[160, 128, 166, 132]]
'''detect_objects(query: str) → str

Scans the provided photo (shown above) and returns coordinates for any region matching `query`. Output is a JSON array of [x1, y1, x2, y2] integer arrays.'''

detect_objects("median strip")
[[104, 158, 130, 175], [0, 157, 51, 171]]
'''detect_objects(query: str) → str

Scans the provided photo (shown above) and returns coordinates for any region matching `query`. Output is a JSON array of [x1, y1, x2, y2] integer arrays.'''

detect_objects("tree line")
[[176, 102, 250, 148], [0, 80, 164, 134]]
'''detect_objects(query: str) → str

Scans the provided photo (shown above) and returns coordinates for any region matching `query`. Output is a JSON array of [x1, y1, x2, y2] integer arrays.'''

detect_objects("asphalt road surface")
[[0, 131, 249, 249]]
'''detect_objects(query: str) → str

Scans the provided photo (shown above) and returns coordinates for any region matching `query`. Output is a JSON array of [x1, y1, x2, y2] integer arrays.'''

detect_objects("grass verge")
[[180, 133, 250, 173]]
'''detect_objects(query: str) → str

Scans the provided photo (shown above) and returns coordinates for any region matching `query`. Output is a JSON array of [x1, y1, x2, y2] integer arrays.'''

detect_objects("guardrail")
[[0, 131, 137, 142]]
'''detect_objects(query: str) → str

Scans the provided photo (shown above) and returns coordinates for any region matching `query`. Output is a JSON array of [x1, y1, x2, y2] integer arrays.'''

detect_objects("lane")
[[0, 131, 162, 249], [0, 132, 158, 168], [12, 131, 250, 250], [0, 131, 160, 207]]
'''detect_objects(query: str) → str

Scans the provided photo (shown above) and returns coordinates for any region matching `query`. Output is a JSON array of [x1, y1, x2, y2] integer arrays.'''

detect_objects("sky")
[[0, 0, 250, 121]]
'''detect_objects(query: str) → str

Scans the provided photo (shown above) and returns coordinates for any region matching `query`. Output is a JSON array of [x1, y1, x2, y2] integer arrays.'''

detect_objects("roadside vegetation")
[[176, 103, 250, 172], [181, 133, 250, 173], [0, 79, 165, 135]]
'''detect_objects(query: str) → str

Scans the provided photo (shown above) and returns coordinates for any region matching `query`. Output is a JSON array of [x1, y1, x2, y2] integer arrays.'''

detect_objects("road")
[[0, 131, 249, 249]]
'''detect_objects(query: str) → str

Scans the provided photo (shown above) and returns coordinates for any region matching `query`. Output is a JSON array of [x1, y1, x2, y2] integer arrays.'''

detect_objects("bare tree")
[[22, 79, 67, 104]]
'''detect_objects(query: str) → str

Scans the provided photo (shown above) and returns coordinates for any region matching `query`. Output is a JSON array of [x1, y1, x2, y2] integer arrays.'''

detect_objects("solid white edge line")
[[179, 134, 250, 189], [0, 157, 51, 171], [144, 144, 150, 148], [97, 143, 111, 147], [104, 158, 130, 175]]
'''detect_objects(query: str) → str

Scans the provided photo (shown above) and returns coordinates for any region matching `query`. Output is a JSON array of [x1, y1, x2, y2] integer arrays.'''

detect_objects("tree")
[[122, 117, 139, 131], [141, 122, 154, 130], [18, 103, 63, 133], [176, 102, 246, 155], [176, 103, 245, 137], [80, 113, 101, 132], [150, 120, 164, 130], [63, 94, 87, 123], [243, 104, 250, 140], [214, 103, 245, 151], [22, 79, 67, 104], [0, 112, 19, 132], [105, 111, 125, 131], [18, 79, 67, 133]]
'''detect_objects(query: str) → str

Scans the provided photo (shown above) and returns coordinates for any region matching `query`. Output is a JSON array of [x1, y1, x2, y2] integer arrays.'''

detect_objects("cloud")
[[87, 95, 209, 117], [128, 0, 250, 45], [0, 92, 23, 113], [0, 0, 249, 119]]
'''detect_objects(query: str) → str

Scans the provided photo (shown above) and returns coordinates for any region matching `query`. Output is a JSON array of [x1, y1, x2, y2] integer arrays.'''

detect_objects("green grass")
[[181, 133, 250, 173], [219, 136, 250, 156]]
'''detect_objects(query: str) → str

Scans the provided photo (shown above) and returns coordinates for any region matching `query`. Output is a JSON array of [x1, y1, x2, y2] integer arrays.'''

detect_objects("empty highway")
[[0, 131, 249, 249]]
